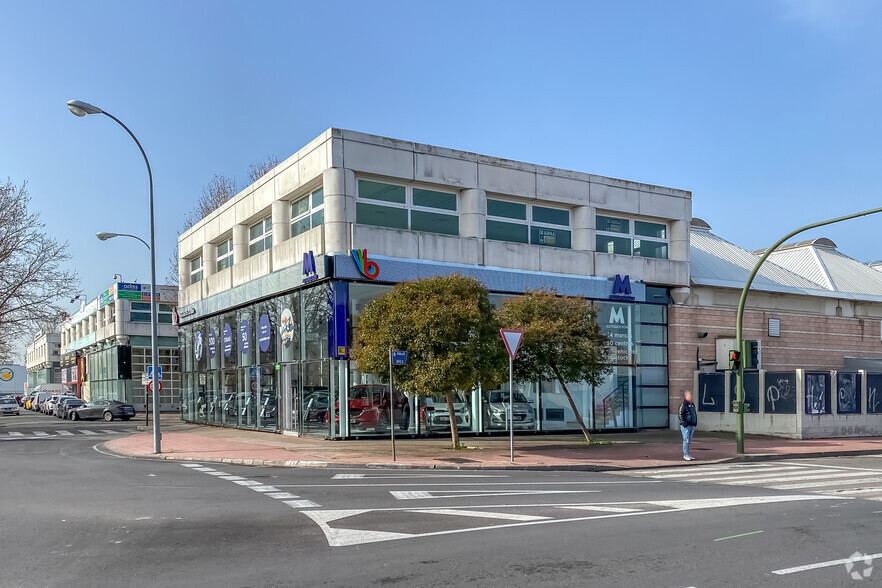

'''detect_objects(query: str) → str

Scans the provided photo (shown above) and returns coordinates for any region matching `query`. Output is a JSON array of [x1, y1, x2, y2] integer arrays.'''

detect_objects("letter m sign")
[[613, 274, 631, 296]]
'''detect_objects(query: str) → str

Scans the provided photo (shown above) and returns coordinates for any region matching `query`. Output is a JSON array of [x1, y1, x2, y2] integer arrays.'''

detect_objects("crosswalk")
[[5, 429, 123, 437], [180, 463, 321, 508], [619, 461, 882, 501]]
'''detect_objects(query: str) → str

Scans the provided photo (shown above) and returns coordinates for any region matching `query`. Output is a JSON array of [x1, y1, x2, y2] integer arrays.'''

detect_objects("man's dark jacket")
[[679, 400, 697, 427]]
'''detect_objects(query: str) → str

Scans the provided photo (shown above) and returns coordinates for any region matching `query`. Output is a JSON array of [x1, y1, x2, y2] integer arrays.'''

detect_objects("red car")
[[329, 385, 411, 432]]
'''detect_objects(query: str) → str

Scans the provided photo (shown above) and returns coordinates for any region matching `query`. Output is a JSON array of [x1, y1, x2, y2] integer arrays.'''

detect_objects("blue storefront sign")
[[327, 281, 349, 359], [258, 314, 272, 353], [208, 328, 217, 359], [223, 323, 233, 357], [240, 320, 251, 355]]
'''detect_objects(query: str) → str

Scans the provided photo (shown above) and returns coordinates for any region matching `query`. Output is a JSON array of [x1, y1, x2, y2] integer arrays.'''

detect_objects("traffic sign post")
[[500, 329, 525, 464], [147, 365, 163, 381], [388, 349, 408, 462]]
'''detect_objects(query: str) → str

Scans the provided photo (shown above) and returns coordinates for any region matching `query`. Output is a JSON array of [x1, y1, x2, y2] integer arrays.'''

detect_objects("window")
[[189, 256, 203, 284], [130, 302, 175, 324], [596, 215, 668, 259], [248, 216, 273, 256], [486, 199, 571, 248], [356, 180, 459, 236], [216, 238, 233, 271], [291, 188, 325, 238]]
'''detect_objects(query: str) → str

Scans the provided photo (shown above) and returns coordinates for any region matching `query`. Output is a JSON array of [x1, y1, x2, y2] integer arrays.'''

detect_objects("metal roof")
[[768, 245, 882, 297]]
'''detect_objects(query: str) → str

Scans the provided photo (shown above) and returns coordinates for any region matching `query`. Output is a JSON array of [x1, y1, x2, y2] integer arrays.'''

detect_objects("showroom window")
[[356, 180, 459, 236], [216, 238, 233, 271], [248, 216, 273, 256], [291, 188, 325, 238], [486, 198, 571, 248], [596, 215, 668, 259], [189, 256, 203, 284]]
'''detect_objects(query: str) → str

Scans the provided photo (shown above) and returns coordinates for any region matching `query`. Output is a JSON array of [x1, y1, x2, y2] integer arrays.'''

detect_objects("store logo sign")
[[302, 251, 318, 283], [351, 248, 380, 279], [0, 368, 13, 381], [610, 274, 635, 301]]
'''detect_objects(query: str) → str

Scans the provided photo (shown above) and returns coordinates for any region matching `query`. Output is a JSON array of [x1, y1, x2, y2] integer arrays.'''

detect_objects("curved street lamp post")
[[68, 100, 162, 454]]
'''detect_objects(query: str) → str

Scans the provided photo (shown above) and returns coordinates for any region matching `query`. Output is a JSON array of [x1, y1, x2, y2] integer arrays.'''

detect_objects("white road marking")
[[56, 430, 74, 436], [647, 465, 797, 479], [769, 476, 882, 490], [233, 480, 264, 487], [558, 505, 642, 513], [100, 430, 118, 434], [8, 432, 24, 437], [219, 475, 245, 480], [821, 487, 882, 496], [275, 481, 658, 488], [250, 486, 281, 493], [772, 552, 882, 575], [205, 471, 230, 476], [626, 464, 778, 476], [33, 431, 50, 437], [78, 430, 98, 435], [685, 469, 847, 483], [191, 467, 217, 472], [412, 509, 549, 522], [304, 495, 845, 548], [331, 473, 508, 480], [266, 492, 300, 499], [180, 463, 203, 468], [283, 500, 320, 508], [390, 489, 600, 500]]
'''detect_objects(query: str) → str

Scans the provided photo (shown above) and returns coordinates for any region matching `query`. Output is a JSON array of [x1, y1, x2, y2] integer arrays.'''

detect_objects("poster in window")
[[697, 373, 724, 412], [836, 373, 860, 414], [805, 372, 831, 415], [765, 372, 797, 414], [867, 374, 882, 414], [728, 372, 760, 413]]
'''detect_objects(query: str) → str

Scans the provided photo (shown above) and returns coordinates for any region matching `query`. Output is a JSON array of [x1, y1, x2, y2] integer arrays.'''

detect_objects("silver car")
[[422, 393, 471, 431], [484, 390, 536, 430], [0, 397, 20, 416]]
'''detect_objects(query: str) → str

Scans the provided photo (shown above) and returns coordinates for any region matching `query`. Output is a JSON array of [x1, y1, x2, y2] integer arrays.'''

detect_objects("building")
[[176, 128, 692, 437], [671, 219, 882, 438], [0, 365, 27, 396], [25, 332, 61, 389], [60, 281, 180, 410]]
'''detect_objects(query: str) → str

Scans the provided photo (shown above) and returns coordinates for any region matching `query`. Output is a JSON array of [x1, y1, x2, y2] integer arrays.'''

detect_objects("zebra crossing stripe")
[[266, 492, 300, 499], [650, 465, 808, 480], [250, 486, 281, 493], [33, 431, 50, 437], [78, 430, 98, 435], [180, 463, 203, 468], [56, 430, 74, 435], [823, 487, 882, 496], [710, 470, 876, 486], [8, 432, 24, 437], [769, 476, 882, 490], [283, 500, 320, 508], [100, 430, 117, 434]]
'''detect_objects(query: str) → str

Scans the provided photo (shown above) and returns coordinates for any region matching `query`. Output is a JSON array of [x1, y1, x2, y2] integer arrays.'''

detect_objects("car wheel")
[[377, 411, 390, 431], [70, 412, 79, 421], [103, 411, 114, 422]]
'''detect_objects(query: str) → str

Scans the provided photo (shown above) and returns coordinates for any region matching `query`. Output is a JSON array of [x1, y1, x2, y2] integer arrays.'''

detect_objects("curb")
[[99, 443, 882, 472]]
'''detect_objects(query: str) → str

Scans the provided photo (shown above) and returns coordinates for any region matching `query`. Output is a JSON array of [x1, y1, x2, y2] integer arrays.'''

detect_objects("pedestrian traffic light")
[[742, 340, 761, 370], [729, 349, 741, 371]]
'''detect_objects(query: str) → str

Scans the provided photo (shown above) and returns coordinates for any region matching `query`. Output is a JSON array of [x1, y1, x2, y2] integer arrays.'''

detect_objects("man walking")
[[679, 391, 697, 461]]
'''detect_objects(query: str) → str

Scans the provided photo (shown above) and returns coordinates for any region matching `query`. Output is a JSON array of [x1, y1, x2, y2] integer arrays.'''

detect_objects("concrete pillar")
[[272, 199, 290, 246], [572, 205, 595, 251], [323, 167, 356, 254], [459, 189, 486, 239], [202, 242, 217, 278], [232, 224, 248, 264], [114, 300, 124, 340], [669, 219, 690, 263]]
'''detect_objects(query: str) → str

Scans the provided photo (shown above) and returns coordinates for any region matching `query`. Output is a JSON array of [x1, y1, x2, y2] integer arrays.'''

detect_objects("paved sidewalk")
[[104, 422, 882, 471]]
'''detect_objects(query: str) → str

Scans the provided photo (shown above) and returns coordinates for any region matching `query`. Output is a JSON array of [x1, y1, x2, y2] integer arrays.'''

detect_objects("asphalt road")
[[2, 412, 881, 587]]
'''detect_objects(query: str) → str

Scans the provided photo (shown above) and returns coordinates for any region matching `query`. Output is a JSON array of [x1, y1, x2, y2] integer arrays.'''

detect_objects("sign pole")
[[389, 347, 396, 462], [509, 357, 514, 464]]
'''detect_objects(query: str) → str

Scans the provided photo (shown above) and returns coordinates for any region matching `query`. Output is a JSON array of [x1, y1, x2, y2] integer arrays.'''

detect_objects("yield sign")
[[500, 328, 525, 360]]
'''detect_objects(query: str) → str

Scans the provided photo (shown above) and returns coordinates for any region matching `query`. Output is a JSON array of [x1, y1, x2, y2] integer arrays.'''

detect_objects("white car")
[[0, 397, 20, 416], [484, 390, 536, 430], [422, 393, 471, 431]]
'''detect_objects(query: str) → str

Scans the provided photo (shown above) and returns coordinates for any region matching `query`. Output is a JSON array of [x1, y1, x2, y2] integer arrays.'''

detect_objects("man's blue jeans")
[[680, 425, 695, 458]]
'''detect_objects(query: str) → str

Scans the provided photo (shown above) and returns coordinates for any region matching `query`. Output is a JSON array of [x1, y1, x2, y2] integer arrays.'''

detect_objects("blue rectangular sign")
[[391, 351, 408, 366], [147, 365, 163, 381], [327, 281, 349, 359]]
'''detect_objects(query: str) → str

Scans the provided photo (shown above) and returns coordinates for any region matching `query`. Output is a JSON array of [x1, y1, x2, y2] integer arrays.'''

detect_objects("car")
[[0, 397, 20, 416], [331, 384, 410, 432], [43, 394, 68, 415], [303, 388, 329, 423], [484, 390, 536, 430], [55, 396, 83, 418], [69, 400, 136, 421], [420, 392, 472, 431]]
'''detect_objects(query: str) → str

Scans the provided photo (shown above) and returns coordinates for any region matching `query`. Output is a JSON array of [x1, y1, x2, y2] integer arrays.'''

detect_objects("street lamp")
[[69, 99, 162, 454], [733, 206, 882, 454], [96, 231, 150, 250]]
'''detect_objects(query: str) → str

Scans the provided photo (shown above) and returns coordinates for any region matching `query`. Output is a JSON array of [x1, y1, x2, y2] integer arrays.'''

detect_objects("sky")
[[3, 0, 882, 357]]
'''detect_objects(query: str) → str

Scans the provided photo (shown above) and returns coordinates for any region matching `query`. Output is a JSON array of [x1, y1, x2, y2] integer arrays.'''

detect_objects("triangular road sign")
[[500, 328, 525, 360]]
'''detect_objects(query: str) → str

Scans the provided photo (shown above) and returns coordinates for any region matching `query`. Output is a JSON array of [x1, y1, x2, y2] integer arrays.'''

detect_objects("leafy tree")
[[0, 179, 78, 361], [352, 275, 507, 448], [497, 288, 611, 442]]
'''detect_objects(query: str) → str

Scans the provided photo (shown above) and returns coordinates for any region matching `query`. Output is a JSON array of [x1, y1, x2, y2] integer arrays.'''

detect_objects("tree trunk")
[[446, 393, 461, 449], [551, 365, 592, 443]]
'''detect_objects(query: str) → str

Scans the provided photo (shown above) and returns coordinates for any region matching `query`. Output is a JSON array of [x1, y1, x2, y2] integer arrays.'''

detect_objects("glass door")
[[280, 363, 301, 435]]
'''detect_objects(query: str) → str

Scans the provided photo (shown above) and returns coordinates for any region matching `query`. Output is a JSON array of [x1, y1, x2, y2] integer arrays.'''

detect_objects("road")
[[2, 411, 881, 587]]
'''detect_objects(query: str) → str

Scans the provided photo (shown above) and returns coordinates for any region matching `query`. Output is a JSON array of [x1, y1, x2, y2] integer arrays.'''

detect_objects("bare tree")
[[0, 179, 78, 360], [247, 155, 280, 185]]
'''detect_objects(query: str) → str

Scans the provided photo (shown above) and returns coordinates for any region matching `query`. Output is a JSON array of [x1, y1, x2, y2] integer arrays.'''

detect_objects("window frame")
[[290, 187, 325, 238], [595, 213, 669, 259], [355, 179, 459, 236], [485, 197, 572, 249], [215, 237, 234, 272], [189, 255, 203, 284], [248, 216, 273, 257]]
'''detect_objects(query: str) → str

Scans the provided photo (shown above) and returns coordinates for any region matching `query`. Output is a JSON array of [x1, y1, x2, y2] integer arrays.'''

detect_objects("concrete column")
[[323, 167, 356, 254], [114, 300, 124, 341], [272, 199, 290, 246], [669, 219, 690, 263], [202, 242, 217, 278], [572, 205, 595, 251], [232, 224, 248, 264], [459, 189, 486, 239]]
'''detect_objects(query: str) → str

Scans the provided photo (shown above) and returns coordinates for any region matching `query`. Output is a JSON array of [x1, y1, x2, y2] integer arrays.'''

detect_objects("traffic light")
[[743, 340, 760, 370], [729, 349, 741, 371]]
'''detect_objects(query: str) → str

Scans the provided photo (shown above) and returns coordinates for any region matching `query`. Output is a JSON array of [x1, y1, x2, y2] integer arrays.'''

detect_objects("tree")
[[0, 179, 78, 361], [351, 275, 507, 448], [247, 155, 280, 185], [497, 289, 611, 442]]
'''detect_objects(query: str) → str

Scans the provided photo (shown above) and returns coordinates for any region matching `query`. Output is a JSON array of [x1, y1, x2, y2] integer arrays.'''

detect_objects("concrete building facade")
[[25, 332, 61, 389]]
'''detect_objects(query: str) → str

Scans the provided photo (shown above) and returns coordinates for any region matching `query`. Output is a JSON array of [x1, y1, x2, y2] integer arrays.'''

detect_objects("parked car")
[[303, 388, 329, 423], [331, 384, 410, 432], [0, 396, 20, 416], [69, 400, 136, 421], [484, 390, 536, 430], [31, 392, 53, 412], [43, 394, 69, 415], [60, 398, 86, 419], [420, 392, 471, 431], [55, 396, 83, 418]]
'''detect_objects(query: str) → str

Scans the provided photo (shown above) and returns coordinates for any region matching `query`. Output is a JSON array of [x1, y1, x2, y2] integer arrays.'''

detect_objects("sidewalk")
[[104, 422, 882, 471]]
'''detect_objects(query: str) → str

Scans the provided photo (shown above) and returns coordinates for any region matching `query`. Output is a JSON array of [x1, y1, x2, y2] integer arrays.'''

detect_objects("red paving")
[[104, 423, 882, 470]]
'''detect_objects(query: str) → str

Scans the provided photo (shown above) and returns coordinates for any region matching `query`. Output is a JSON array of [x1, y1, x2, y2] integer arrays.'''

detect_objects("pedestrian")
[[679, 391, 697, 461]]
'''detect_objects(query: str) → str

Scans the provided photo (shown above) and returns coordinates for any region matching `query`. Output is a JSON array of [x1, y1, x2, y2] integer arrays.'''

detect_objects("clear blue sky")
[[3, 0, 882, 329]]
